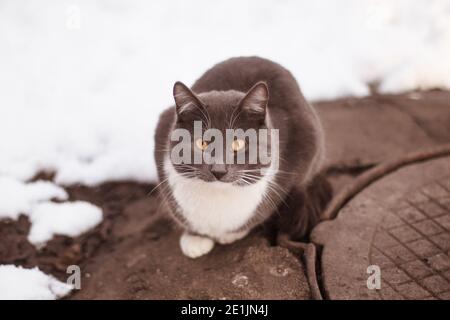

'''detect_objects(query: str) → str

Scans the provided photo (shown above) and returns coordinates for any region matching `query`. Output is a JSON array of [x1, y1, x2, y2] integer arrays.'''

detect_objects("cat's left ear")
[[239, 82, 269, 120]]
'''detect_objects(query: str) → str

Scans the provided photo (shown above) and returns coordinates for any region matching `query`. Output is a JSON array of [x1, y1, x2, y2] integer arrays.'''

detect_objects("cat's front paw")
[[180, 232, 215, 258]]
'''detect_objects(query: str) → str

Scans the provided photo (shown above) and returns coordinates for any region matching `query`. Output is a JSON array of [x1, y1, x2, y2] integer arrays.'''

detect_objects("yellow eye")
[[195, 138, 208, 150], [231, 139, 245, 152]]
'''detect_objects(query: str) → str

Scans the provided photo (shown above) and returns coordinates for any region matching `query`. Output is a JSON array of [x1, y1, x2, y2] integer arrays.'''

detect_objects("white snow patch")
[[0, 176, 103, 245], [28, 201, 103, 245], [0, 177, 68, 220], [0, 265, 72, 300]]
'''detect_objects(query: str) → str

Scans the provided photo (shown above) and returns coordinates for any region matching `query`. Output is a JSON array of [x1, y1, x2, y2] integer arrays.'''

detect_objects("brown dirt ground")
[[1, 90, 449, 299]]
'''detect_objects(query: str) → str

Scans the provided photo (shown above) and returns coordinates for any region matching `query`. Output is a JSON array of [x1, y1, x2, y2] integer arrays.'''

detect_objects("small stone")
[[232, 274, 249, 288], [269, 266, 291, 277]]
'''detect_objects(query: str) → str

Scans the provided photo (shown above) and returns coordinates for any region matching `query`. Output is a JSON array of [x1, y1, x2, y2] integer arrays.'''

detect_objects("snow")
[[0, 0, 449, 186], [0, 177, 67, 220], [0, 265, 72, 300], [0, 176, 102, 245], [28, 201, 103, 245]]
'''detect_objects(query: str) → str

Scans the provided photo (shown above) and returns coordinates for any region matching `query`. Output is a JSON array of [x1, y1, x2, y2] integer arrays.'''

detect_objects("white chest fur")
[[164, 158, 272, 238]]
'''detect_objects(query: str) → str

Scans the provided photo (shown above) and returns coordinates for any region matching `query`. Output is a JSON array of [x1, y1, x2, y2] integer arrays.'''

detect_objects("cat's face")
[[169, 81, 273, 185]]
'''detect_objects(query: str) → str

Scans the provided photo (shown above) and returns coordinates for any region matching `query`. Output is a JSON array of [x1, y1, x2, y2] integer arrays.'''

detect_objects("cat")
[[154, 56, 330, 258]]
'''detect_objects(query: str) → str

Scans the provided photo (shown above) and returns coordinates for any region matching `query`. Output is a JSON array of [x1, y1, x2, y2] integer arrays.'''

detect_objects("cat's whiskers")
[[234, 176, 281, 216], [193, 103, 211, 129], [228, 107, 244, 129], [239, 173, 290, 209], [148, 176, 170, 196], [174, 163, 213, 181], [238, 168, 297, 177]]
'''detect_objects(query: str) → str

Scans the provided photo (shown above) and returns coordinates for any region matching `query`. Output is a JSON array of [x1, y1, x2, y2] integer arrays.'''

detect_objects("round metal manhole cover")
[[312, 155, 450, 300]]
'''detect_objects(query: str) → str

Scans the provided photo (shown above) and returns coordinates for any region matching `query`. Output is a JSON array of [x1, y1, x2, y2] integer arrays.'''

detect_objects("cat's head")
[[168, 81, 275, 185]]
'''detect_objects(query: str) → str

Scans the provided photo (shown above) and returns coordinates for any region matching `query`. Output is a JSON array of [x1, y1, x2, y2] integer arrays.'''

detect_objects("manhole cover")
[[312, 155, 450, 300]]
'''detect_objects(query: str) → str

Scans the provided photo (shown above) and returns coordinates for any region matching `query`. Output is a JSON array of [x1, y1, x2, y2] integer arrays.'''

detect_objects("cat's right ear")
[[173, 82, 204, 121]]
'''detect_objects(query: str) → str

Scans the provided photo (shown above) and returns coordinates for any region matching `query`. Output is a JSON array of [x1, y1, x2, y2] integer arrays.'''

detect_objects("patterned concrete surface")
[[373, 180, 450, 300], [312, 155, 450, 300]]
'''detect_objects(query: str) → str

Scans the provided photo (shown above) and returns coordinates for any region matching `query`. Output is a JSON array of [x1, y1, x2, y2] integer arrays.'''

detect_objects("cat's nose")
[[211, 164, 227, 180]]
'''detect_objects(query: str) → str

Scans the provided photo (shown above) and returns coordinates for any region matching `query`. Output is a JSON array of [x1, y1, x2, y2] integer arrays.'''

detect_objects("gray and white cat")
[[154, 57, 328, 258]]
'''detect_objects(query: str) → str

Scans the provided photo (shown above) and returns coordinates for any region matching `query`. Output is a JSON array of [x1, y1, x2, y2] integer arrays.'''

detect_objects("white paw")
[[180, 233, 215, 258], [216, 230, 249, 245]]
